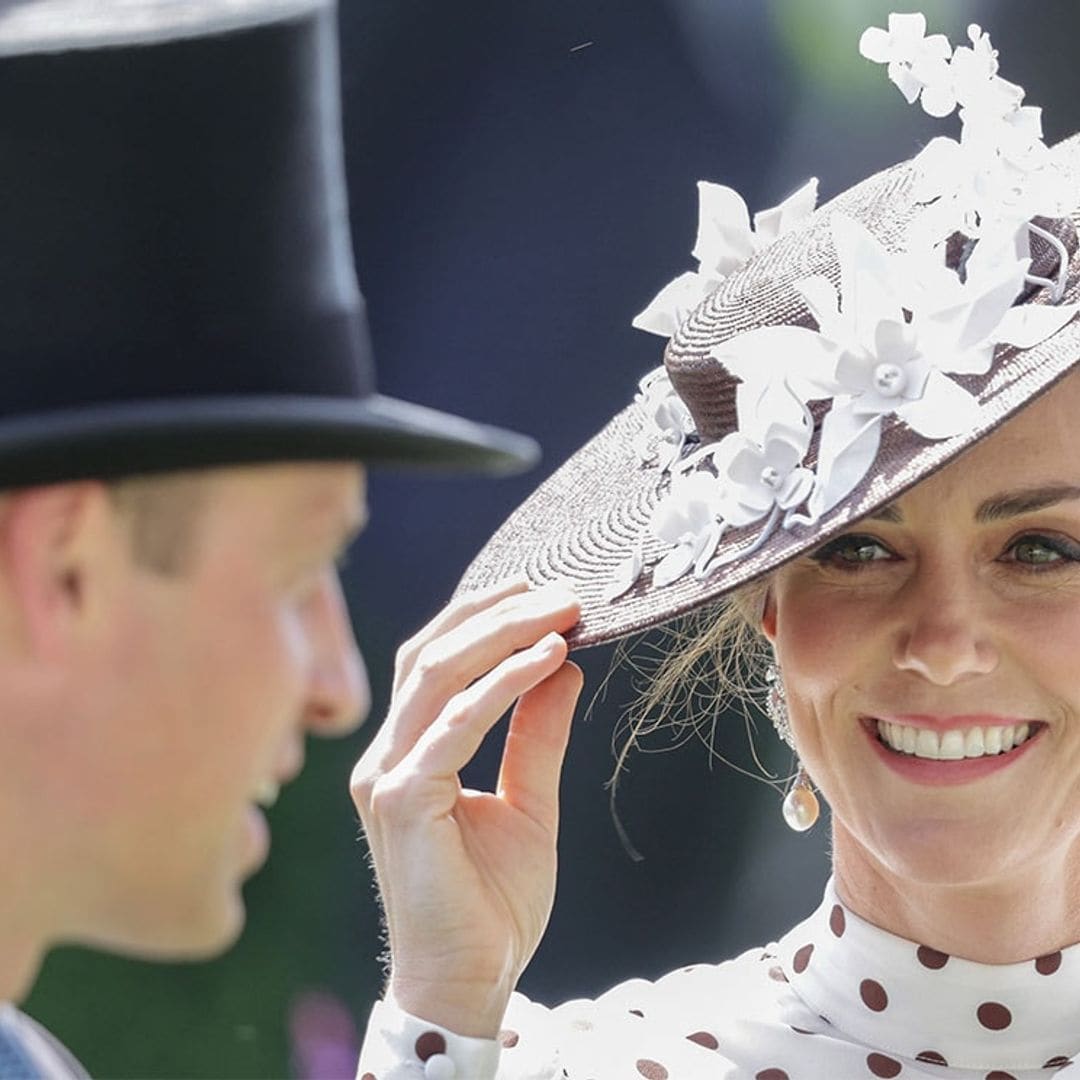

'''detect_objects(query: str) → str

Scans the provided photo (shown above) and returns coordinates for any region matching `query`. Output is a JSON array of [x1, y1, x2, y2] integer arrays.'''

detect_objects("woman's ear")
[[761, 588, 777, 643]]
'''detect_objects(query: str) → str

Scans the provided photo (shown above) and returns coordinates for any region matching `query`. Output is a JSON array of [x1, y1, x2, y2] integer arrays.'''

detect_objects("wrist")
[[387, 971, 515, 1039]]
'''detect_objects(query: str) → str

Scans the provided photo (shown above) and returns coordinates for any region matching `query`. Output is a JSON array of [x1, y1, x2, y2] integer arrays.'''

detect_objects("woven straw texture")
[[458, 134, 1080, 649]]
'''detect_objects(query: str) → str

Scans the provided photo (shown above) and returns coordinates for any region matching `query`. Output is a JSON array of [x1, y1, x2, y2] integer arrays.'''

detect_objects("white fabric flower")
[[859, 13, 952, 115], [800, 216, 1077, 516], [632, 367, 696, 470], [649, 472, 726, 587], [633, 179, 818, 338], [708, 424, 815, 528]]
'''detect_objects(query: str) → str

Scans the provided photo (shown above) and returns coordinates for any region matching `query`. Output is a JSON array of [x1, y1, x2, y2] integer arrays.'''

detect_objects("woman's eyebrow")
[[860, 484, 1080, 525], [975, 484, 1080, 522]]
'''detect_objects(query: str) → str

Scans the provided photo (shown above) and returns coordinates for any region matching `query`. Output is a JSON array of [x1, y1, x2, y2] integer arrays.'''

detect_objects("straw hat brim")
[[457, 134, 1080, 648]]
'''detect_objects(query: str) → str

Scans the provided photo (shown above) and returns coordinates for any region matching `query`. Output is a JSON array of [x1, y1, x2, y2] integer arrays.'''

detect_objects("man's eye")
[[808, 534, 894, 569]]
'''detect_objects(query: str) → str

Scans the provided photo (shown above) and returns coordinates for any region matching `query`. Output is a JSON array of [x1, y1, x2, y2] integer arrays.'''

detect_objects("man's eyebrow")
[[974, 484, 1080, 523]]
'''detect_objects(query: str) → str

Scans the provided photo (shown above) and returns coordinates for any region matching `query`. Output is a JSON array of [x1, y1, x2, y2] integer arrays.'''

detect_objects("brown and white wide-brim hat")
[[459, 14, 1080, 648]]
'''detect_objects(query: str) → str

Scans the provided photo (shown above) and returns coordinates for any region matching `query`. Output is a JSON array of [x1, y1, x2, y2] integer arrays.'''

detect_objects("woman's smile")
[[860, 714, 1047, 785]]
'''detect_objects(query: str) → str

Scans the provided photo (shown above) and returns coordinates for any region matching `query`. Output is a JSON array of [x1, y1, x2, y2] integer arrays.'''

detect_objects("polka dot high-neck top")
[[357, 880, 1080, 1079]]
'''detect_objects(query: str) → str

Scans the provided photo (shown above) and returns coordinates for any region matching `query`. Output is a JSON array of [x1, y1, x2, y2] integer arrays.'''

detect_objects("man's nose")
[[303, 571, 370, 736]]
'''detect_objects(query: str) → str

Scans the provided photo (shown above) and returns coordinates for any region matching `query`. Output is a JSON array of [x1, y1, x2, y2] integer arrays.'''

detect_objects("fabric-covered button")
[[423, 1052, 456, 1080]]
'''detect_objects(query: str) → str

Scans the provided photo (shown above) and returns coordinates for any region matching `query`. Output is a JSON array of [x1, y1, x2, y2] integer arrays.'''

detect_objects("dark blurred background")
[[23, 1, 1080, 1075]]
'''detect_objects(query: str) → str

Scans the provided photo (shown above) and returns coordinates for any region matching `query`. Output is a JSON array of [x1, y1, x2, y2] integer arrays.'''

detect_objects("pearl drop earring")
[[782, 767, 820, 832], [765, 662, 820, 832]]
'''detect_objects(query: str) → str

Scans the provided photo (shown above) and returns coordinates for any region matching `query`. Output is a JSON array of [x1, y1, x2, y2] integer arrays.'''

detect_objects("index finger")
[[393, 577, 530, 694]]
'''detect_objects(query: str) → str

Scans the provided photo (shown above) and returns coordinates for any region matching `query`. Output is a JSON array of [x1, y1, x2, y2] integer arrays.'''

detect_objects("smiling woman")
[[351, 10, 1080, 1080]]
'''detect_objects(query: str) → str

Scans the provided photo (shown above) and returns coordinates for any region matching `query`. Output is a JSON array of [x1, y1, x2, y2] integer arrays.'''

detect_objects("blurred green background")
[[23, 1, 1080, 1075]]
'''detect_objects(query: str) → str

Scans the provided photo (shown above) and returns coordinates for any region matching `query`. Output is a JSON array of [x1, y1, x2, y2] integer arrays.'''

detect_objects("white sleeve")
[[356, 993, 563, 1080]]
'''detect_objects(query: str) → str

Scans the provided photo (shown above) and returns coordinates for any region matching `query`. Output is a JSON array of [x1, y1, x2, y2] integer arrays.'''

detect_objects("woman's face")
[[766, 370, 1080, 888]]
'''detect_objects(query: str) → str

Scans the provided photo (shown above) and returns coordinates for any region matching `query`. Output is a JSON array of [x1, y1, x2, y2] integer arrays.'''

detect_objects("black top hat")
[[0, 0, 537, 486]]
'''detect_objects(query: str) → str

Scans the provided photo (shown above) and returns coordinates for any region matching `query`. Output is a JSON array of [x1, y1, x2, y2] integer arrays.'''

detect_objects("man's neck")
[[0, 932, 43, 1003]]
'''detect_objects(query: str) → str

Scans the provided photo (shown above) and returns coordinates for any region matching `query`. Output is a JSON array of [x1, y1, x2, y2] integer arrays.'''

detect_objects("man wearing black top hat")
[[0, 0, 543, 1074]]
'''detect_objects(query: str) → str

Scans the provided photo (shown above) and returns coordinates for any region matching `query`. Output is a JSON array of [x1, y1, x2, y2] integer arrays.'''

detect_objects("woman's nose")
[[892, 566, 999, 685], [303, 572, 370, 736]]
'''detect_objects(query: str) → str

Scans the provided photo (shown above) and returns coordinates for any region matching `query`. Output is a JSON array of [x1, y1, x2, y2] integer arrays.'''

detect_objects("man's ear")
[[0, 483, 118, 659], [761, 588, 777, 644]]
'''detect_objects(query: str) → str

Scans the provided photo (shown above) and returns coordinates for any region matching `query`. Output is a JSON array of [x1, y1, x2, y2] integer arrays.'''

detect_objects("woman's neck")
[[832, 822, 1080, 964]]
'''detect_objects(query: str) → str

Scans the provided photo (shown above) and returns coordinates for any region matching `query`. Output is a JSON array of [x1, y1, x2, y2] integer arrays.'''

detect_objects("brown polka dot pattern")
[[1038, 951, 1064, 975], [793, 944, 814, 973], [859, 979, 889, 1012], [916, 945, 949, 970], [686, 1031, 719, 1050], [985, 1072, 1017, 1080], [830, 904, 846, 937], [867, 1052, 902, 1078], [755, 1071, 790, 1080], [360, 1075, 376, 1080], [915, 1050, 948, 1065], [1045, 1056, 1073, 1067], [791, 1026, 817, 1035], [636, 1060, 668, 1080], [977, 1002, 1013, 1031], [498, 1029, 519, 1048], [628, 1009, 644, 1018], [414, 1032, 446, 1062]]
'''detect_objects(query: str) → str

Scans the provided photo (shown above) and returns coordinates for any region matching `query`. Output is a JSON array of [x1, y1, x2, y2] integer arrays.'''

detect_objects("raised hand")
[[351, 580, 583, 1037]]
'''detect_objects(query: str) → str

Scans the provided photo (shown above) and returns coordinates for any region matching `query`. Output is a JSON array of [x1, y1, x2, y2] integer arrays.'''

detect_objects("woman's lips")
[[861, 715, 1046, 785]]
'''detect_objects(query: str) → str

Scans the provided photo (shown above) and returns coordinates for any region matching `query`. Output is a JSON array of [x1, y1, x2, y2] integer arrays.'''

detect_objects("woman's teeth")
[[875, 720, 1032, 760]]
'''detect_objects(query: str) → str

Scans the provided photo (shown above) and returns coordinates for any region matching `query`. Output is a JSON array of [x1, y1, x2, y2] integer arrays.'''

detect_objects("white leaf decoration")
[[994, 302, 1080, 349], [809, 405, 883, 519], [895, 371, 981, 439], [692, 183, 754, 274], [752, 178, 819, 245], [653, 542, 697, 588], [602, 548, 645, 603], [712, 325, 838, 395], [632, 271, 715, 338]]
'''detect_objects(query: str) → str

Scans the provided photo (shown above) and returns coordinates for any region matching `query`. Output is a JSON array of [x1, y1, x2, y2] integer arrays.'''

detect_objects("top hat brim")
[[456, 135, 1080, 649], [0, 392, 540, 488]]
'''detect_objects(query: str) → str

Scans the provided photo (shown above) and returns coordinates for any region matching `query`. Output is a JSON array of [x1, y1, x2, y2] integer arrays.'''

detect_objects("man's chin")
[[86, 890, 247, 962]]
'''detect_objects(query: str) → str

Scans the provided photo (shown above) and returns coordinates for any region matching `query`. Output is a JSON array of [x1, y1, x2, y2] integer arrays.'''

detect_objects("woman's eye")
[[1003, 533, 1080, 569], [809, 534, 894, 569]]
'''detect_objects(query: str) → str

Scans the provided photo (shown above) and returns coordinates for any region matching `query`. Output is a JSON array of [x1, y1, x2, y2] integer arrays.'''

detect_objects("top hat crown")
[[0, 0, 538, 485]]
